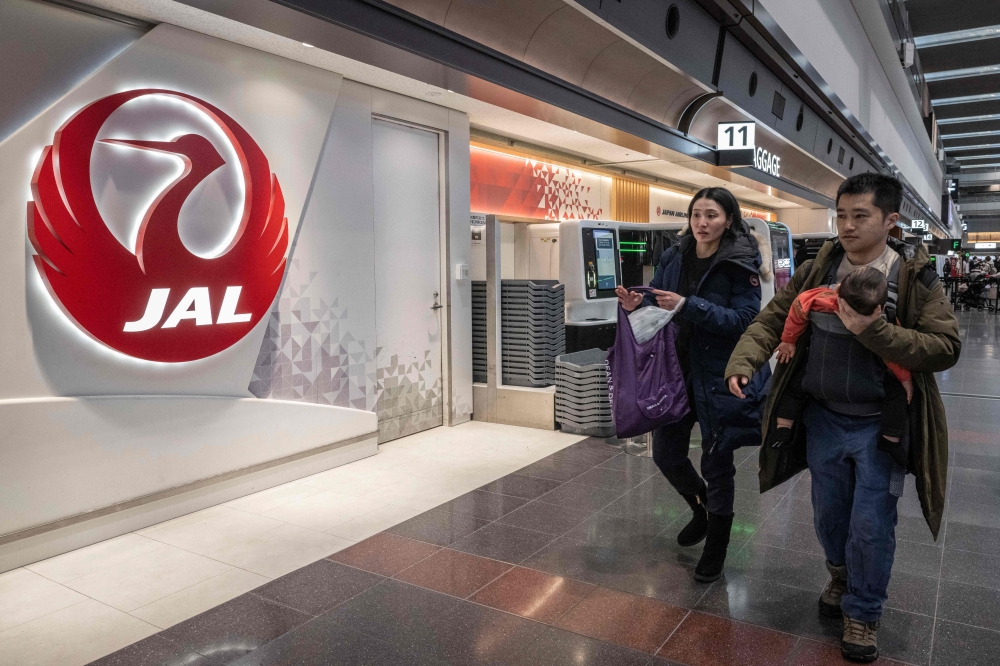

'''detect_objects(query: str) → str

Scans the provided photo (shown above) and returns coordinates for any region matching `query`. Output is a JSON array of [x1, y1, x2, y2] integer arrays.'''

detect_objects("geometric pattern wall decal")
[[470, 146, 606, 221], [375, 348, 443, 443], [249, 259, 376, 411], [248, 257, 443, 443]]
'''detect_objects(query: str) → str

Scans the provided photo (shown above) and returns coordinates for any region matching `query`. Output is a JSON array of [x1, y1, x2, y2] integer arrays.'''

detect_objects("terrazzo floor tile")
[[157, 593, 311, 664], [319, 578, 462, 650], [432, 490, 530, 520], [252, 559, 383, 616], [469, 567, 595, 624], [535, 482, 626, 512], [478, 473, 563, 500], [554, 586, 688, 653], [508, 626, 654, 666], [328, 533, 441, 576], [657, 611, 797, 666], [930, 619, 1000, 666], [400, 601, 547, 666], [387, 508, 491, 547], [394, 548, 512, 598], [86, 634, 217, 666], [449, 522, 555, 563], [496, 500, 595, 535]]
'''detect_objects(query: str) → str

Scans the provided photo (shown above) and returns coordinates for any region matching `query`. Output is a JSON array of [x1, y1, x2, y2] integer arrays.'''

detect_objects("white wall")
[[759, 0, 942, 215], [777, 208, 835, 235], [0, 22, 471, 564]]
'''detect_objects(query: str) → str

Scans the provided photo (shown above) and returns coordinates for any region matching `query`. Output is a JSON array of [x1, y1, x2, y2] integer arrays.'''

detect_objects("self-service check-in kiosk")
[[560, 221, 685, 353]]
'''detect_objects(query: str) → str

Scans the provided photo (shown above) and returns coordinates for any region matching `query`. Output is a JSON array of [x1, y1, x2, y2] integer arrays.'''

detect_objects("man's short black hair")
[[836, 173, 904, 218], [839, 267, 888, 316]]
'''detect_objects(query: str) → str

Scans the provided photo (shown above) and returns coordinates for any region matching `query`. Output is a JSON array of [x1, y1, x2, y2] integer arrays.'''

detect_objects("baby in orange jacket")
[[770, 266, 912, 468]]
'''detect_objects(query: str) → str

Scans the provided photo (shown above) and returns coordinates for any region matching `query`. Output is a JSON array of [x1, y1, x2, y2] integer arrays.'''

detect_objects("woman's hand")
[[651, 289, 684, 311], [615, 286, 643, 312]]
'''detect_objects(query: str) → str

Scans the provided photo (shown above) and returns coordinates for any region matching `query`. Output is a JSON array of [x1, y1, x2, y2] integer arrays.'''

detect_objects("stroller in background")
[[956, 271, 999, 311]]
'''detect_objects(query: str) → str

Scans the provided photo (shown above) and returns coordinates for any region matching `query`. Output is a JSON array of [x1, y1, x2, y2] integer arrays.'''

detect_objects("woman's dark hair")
[[839, 267, 888, 316], [686, 187, 745, 241]]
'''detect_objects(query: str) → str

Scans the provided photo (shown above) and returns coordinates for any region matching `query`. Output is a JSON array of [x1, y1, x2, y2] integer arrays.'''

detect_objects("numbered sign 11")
[[717, 121, 756, 167]]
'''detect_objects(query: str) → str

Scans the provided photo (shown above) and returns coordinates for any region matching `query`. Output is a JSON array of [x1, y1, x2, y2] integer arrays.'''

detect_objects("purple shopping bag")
[[606, 294, 690, 439]]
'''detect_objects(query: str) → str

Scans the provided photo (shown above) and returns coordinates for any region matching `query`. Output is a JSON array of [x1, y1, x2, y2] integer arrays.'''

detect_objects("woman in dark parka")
[[616, 187, 770, 582]]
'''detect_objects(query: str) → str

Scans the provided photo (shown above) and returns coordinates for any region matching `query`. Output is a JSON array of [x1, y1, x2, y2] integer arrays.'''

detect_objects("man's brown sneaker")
[[819, 561, 848, 618], [841, 615, 879, 663]]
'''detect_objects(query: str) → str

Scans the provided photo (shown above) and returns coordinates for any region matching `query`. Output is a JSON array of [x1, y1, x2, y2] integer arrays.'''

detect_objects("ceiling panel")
[[935, 99, 1000, 119], [947, 146, 1000, 158], [959, 158, 1000, 168], [937, 119, 1000, 134], [929, 73, 1000, 100], [945, 135, 1000, 148], [919, 41, 1000, 73], [906, 0, 1000, 37]]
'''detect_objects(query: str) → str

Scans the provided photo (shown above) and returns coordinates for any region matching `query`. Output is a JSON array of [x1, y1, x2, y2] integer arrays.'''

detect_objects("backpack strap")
[[884, 257, 900, 323], [917, 264, 940, 290]]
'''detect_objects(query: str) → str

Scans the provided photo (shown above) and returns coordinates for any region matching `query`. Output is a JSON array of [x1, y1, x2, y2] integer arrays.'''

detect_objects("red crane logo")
[[27, 89, 288, 362]]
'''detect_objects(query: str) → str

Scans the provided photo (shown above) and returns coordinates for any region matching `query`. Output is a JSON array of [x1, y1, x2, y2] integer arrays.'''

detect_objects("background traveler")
[[616, 187, 770, 583], [724, 173, 959, 662]]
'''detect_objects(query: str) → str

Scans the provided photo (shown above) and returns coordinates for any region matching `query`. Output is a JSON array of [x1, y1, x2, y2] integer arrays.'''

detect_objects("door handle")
[[431, 291, 443, 310]]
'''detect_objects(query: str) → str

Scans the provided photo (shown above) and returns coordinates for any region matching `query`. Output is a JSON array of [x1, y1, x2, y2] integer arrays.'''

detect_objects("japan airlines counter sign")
[[27, 89, 288, 362]]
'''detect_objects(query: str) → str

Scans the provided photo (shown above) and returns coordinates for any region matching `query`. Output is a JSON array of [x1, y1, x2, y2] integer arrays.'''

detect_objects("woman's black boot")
[[677, 485, 709, 547], [694, 513, 734, 582]]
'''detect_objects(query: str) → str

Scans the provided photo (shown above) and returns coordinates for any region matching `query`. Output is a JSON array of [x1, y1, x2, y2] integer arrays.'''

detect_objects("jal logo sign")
[[27, 89, 288, 363]]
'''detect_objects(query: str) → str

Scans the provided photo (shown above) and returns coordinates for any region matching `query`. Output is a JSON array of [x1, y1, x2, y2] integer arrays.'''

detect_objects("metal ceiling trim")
[[946, 143, 1000, 152], [943, 130, 1000, 140], [925, 64, 1000, 82], [267, 0, 714, 162], [938, 113, 1000, 125], [914, 25, 1000, 49], [934, 92, 1000, 106], [39, 0, 156, 29]]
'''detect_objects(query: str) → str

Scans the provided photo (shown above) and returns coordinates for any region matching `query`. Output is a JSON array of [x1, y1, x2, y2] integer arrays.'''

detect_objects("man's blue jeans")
[[803, 401, 899, 622]]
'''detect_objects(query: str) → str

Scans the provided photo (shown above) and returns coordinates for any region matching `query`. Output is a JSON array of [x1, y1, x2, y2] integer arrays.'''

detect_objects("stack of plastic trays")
[[555, 348, 613, 437], [501, 280, 565, 388], [472, 281, 487, 383]]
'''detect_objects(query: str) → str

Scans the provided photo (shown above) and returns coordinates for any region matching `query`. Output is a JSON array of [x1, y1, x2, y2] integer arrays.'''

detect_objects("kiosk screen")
[[594, 230, 616, 289], [582, 227, 622, 299], [767, 222, 794, 290]]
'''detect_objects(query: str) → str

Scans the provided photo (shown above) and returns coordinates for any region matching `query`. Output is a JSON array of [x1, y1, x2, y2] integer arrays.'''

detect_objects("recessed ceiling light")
[[302, 42, 314, 48], [447, 89, 454, 93]]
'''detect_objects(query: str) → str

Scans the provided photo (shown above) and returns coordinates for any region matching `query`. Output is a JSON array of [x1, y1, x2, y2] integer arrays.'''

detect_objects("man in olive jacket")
[[725, 174, 959, 663]]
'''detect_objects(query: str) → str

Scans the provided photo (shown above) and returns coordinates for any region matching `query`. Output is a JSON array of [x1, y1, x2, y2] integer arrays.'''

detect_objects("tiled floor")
[[0, 422, 585, 666], [9, 311, 1000, 665]]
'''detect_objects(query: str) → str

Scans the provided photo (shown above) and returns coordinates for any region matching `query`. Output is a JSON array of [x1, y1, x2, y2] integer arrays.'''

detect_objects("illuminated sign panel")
[[754, 147, 781, 178], [717, 122, 755, 167], [717, 121, 780, 177], [26, 89, 288, 363]]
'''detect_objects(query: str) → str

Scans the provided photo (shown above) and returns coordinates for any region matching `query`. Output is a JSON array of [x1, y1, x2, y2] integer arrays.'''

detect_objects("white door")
[[372, 119, 444, 442]]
